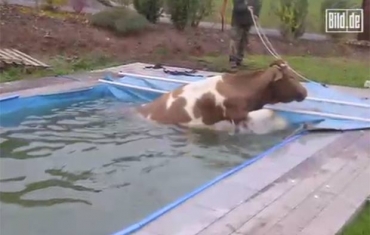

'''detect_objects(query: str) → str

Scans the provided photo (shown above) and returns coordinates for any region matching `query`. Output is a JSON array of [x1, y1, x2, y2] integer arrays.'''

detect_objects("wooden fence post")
[[357, 0, 369, 41]]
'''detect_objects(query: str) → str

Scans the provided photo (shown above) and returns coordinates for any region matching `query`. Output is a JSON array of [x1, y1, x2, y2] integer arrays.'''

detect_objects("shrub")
[[166, 0, 191, 31], [166, 0, 215, 30], [41, 0, 68, 11], [133, 0, 164, 24], [90, 7, 123, 30], [320, 0, 352, 40], [188, 0, 215, 27], [273, 0, 308, 41], [114, 13, 150, 35], [90, 7, 150, 36]]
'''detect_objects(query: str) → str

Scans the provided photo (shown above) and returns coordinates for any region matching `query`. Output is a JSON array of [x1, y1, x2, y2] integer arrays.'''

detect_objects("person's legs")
[[229, 25, 244, 68], [236, 28, 247, 65], [239, 25, 251, 64], [229, 25, 250, 68]]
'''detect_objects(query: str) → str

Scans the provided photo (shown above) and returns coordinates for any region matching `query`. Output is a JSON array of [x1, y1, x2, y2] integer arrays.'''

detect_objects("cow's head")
[[266, 60, 308, 103]]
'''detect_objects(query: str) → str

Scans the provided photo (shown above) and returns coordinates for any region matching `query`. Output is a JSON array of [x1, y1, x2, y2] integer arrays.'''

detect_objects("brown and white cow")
[[137, 60, 307, 134]]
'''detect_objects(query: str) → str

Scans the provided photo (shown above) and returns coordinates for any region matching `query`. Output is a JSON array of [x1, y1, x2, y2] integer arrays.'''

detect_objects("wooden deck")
[[134, 131, 370, 235]]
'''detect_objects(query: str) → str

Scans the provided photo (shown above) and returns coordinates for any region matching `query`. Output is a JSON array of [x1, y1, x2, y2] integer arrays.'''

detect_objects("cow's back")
[[137, 75, 227, 126], [136, 91, 191, 124]]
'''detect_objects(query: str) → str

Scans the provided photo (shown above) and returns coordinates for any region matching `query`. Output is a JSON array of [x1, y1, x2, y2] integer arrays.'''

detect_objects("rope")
[[247, 7, 321, 84]]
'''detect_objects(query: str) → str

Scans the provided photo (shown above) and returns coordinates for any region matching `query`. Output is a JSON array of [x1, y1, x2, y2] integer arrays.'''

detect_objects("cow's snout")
[[295, 89, 308, 102]]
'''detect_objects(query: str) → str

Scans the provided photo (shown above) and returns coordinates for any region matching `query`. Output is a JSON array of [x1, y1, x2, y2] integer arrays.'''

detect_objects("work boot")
[[229, 55, 241, 66], [229, 60, 239, 69]]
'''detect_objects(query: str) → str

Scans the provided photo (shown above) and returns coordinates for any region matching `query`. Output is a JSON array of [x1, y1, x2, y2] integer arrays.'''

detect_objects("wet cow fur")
[[137, 60, 308, 133]]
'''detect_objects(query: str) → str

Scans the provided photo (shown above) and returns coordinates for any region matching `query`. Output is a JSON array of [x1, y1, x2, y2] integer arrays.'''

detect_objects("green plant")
[[90, 7, 123, 30], [133, 0, 164, 23], [188, 0, 215, 27], [166, 0, 215, 30], [89, 7, 150, 36], [114, 14, 150, 35], [340, 202, 370, 235], [41, 0, 67, 11], [273, 0, 309, 41], [166, 0, 191, 30]]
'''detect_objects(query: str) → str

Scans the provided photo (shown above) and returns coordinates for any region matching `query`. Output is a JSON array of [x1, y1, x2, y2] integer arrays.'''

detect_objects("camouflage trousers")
[[229, 25, 252, 65]]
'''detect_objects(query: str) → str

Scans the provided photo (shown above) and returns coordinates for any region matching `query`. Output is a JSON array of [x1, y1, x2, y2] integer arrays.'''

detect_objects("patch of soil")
[[0, 4, 368, 70]]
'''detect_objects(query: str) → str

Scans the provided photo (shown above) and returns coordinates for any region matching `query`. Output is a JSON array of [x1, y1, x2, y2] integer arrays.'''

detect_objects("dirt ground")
[[0, 4, 369, 70]]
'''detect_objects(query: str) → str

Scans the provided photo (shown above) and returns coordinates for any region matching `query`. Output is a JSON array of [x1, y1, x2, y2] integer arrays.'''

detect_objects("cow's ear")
[[274, 71, 284, 82], [269, 60, 287, 68], [272, 65, 284, 82]]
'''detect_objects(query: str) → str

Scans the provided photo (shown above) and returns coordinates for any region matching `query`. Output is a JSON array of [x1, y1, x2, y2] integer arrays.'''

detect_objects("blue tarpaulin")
[[99, 72, 370, 131]]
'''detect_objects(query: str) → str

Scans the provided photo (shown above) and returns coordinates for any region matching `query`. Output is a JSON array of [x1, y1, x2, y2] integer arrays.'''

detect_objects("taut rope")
[[248, 7, 320, 84]]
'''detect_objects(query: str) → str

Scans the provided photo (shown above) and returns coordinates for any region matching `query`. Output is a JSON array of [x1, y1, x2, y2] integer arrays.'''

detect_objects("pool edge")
[[0, 95, 20, 102], [111, 131, 307, 235]]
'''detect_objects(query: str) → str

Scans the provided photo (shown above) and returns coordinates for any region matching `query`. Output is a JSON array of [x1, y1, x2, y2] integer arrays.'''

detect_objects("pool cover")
[[99, 72, 370, 132]]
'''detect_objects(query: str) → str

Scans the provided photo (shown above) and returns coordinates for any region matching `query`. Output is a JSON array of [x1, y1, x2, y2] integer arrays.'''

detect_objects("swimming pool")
[[0, 87, 297, 235]]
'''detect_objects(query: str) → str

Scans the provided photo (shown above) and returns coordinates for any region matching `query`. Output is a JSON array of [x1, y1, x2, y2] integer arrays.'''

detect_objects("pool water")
[[0, 98, 296, 235]]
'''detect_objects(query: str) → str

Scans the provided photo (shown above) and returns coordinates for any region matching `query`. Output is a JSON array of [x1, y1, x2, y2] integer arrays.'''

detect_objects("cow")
[[136, 59, 308, 134]]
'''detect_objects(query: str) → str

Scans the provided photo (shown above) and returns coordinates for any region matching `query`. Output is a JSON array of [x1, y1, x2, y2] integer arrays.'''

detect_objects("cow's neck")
[[225, 69, 275, 109]]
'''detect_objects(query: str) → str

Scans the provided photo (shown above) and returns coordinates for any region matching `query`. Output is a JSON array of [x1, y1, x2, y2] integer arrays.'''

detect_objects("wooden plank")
[[0, 49, 23, 65], [231, 160, 347, 235], [0, 48, 49, 68], [12, 49, 49, 67], [196, 180, 297, 235], [136, 201, 224, 235], [3, 48, 39, 67], [231, 132, 365, 235], [298, 164, 370, 235], [264, 137, 370, 235], [134, 231, 161, 235], [190, 180, 257, 214]]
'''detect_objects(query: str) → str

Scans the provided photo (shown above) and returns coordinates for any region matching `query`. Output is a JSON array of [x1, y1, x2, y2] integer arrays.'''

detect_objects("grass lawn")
[[209, 0, 362, 33], [196, 55, 369, 88], [340, 201, 370, 235], [0, 55, 119, 83]]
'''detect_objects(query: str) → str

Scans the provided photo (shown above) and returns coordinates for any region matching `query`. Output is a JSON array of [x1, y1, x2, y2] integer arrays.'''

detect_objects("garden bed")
[[0, 4, 369, 81]]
